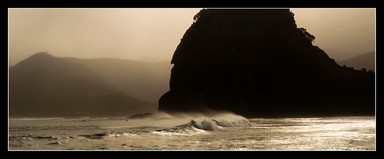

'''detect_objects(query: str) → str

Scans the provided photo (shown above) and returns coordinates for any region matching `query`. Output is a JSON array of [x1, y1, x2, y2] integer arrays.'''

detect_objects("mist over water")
[[9, 112, 375, 150], [9, 9, 375, 65]]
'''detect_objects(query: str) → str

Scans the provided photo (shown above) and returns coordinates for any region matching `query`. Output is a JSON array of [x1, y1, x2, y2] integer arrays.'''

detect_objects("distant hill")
[[337, 51, 375, 72], [9, 52, 161, 117], [64, 57, 172, 103], [323, 49, 360, 61]]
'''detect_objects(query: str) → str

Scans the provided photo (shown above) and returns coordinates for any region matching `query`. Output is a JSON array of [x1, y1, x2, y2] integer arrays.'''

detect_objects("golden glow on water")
[[9, 116, 375, 150], [248, 117, 375, 150]]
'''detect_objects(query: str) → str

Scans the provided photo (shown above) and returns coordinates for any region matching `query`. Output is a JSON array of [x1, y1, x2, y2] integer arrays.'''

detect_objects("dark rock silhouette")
[[337, 51, 375, 72], [159, 9, 375, 117], [9, 52, 156, 117]]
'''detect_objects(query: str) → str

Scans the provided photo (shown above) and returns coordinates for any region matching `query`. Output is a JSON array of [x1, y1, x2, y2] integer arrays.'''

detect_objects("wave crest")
[[152, 112, 252, 135]]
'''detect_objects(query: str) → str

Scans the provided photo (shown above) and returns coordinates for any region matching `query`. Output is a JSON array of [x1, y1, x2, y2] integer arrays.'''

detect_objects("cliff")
[[159, 9, 375, 117]]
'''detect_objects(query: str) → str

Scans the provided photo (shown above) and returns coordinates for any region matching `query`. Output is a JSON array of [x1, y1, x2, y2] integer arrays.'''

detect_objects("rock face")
[[159, 9, 375, 117]]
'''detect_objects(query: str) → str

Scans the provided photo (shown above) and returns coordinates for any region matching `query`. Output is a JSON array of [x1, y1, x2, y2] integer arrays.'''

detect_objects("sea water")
[[9, 113, 375, 151]]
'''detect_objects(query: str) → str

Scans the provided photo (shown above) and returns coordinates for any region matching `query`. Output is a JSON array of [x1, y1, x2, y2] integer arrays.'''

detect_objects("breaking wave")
[[151, 112, 252, 135], [75, 112, 253, 137]]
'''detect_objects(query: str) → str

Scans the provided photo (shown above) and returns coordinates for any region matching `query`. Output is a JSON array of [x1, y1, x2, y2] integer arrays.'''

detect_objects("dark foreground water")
[[9, 113, 375, 150]]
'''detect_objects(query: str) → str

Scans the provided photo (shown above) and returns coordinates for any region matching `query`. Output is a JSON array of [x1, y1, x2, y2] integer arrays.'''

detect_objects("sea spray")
[[152, 112, 252, 134]]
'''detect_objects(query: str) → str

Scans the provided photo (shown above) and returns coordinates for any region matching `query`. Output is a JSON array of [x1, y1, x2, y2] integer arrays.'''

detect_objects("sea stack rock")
[[159, 9, 375, 117]]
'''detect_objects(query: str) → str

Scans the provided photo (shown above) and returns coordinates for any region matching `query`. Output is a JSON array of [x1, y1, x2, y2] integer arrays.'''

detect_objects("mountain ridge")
[[337, 51, 375, 72], [9, 52, 165, 117]]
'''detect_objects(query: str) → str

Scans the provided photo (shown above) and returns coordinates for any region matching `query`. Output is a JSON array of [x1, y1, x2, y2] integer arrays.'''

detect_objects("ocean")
[[9, 112, 375, 151]]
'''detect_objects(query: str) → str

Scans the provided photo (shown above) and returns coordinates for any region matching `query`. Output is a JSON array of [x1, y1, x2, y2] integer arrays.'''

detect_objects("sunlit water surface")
[[9, 114, 375, 151]]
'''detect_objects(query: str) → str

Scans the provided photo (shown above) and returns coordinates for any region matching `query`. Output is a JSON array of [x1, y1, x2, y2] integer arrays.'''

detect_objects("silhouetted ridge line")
[[337, 51, 375, 72], [159, 9, 375, 117], [9, 53, 157, 117]]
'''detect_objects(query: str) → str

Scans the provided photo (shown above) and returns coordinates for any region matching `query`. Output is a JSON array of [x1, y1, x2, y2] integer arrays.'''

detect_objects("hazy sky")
[[8, 8, 375, 65]]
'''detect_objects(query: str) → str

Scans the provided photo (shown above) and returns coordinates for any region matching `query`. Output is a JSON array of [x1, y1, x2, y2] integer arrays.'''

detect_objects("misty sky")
[[8, 8, 375, 66]]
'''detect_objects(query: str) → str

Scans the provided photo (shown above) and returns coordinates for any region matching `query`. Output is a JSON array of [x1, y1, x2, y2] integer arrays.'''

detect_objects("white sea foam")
[[150, 112, 252, 136]]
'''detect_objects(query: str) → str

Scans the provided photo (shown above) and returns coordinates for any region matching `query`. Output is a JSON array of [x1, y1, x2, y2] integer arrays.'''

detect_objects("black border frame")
[[2, 0, 381, 158]]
